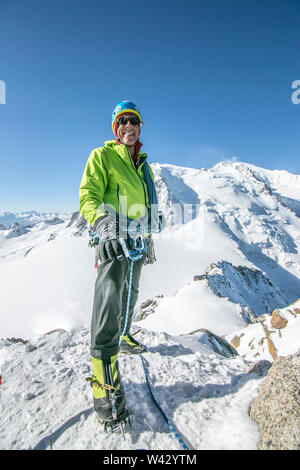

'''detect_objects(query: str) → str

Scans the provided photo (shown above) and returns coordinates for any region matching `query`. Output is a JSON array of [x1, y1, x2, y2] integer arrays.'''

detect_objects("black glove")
[[93, 213, 129, 263]]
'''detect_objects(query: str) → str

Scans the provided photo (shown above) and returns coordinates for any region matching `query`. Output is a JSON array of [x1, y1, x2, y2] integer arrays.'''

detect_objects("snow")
[[0, 328, 262, 450], [0, 160, 299, 450], [138, 280, 247, 336]]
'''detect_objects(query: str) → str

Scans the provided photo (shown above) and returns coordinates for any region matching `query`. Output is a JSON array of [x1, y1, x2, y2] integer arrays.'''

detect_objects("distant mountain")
[[151, 161, 300, 301], [0, 211, 70, 230]]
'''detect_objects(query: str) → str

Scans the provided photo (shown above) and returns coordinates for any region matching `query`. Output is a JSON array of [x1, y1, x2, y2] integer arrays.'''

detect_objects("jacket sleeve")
[[79, 149, 109, 226]]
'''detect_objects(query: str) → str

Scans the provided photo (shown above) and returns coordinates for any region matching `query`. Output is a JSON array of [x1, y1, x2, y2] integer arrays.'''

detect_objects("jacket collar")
[[104, 139, 147, 167]]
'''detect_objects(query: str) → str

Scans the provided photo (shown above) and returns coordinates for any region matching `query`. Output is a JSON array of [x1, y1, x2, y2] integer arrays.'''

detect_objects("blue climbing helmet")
[[111, 100, 142, 131]]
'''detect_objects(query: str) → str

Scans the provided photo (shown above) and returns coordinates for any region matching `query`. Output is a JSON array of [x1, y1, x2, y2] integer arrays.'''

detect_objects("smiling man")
[[116, 114, 141, 150], [79, 100, 159, 431]]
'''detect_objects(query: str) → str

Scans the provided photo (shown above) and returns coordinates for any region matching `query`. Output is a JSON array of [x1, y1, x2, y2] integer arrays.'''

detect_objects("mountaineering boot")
[[119, 333, 148, 355], [88, 355, 130, 431]]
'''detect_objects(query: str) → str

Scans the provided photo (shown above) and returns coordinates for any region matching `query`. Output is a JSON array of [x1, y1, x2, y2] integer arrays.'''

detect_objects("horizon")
[[1, 157, 299, 214]]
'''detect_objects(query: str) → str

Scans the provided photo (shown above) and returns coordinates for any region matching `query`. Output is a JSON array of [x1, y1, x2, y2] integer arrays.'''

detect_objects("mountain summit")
[[0, 160, 299, 450]]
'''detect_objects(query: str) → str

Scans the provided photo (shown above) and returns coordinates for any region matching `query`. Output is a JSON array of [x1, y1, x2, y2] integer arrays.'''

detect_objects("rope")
[[119, 240, 189, 451], [118, 259, 135, 348], [138, 352, 189, 450]]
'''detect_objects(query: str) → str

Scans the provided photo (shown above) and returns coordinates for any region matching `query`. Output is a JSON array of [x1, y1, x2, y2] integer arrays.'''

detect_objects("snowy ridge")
[[202, 261, 289, 318], [151, 161, 300, 299], [137, 260, 290, 337]]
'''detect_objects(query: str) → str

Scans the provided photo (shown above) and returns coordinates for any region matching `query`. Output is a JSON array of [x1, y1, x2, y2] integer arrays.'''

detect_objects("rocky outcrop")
[[226, 299, 300, 362], [271, 309, 288, 329], [67, 211, 88, 236], [183, 328, 238, 358], [198, 261, 288, 320], [230, 335, 241, 349], [139, 296, 164, 320], [246, 360, 272, 376], [44, 217, 64, 226], [6, 222, 29, 239], [249, 353, 300, 450]]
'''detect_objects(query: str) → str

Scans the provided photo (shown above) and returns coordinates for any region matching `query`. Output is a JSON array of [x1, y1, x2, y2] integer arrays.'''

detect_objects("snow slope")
[[0, 328, 263, 450]]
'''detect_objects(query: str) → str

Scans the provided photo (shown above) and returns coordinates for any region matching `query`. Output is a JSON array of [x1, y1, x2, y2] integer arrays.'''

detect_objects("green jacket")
[[79, 140, 154, 226]]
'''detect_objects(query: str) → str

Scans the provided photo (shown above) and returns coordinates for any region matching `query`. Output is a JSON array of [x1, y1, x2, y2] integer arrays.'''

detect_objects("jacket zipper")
[[116, 183, 120, 214]]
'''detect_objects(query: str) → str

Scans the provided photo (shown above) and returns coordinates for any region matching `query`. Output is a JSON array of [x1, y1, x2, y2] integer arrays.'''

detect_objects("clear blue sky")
[[0, 0, 299, 211]]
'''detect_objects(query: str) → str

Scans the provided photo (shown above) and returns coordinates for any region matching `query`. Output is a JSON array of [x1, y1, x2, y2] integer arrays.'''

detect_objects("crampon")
[[98, 407, 131, 434]]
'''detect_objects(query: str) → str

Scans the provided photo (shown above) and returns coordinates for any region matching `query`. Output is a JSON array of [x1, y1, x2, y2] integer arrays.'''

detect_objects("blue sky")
[[0, 0, 299, 211]]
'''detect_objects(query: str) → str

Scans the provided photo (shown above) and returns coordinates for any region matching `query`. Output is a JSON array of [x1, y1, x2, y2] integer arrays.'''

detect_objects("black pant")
[[90, 255, 145, 362]]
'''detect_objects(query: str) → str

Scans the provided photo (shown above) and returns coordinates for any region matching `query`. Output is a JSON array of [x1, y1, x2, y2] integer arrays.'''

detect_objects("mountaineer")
[[79, 100, 160, 430]]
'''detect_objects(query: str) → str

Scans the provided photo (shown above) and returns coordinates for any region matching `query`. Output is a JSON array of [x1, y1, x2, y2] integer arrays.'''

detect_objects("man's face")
[[117, 114, 140, 146]]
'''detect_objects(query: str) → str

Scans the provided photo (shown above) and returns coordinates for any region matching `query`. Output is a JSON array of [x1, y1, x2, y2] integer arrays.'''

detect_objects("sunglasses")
[[117, 115, 141, 126]]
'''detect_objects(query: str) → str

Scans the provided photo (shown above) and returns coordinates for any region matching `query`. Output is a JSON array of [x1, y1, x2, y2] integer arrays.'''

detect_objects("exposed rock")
[[45, 217, 64, 225], [23, 393, 36, 401], [197, 261, 288, 320], [47, 233, 57, 242], [271, 310, 288, 329], [7, 337, 28, 345], [260, 322, 278, 360], [66, 211, 81, 228], [25, 343, 38, 353], [139, 296, 164, 320], [6, 222, 29, 239], [267, 336, 277, 361], [67, 211, 88, 236], [46, 329, 66, 335], [249, 353, 300, 450], [193, 274, 207, 281], [230, 335, 241, 348], [24, 246, 34, 257], [226, 299, 300, 362], [183, 328, 238, 358], [246, 360, 272, 376]]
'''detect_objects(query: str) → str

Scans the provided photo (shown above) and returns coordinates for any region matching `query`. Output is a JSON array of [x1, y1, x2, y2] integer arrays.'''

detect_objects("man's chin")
[[121, 139, 138, 147]]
